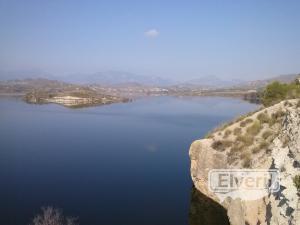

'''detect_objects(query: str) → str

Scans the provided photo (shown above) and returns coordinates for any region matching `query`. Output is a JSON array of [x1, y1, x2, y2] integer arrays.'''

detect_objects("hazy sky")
[[0, 0, 300, 80]]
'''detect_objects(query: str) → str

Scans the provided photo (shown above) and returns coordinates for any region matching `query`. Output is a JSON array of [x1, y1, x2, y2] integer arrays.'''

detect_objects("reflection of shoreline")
[[189, 186, 229, 225]]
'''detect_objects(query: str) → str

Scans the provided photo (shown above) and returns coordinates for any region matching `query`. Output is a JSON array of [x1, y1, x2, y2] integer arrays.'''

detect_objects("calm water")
[[0, 96, 258, 225]]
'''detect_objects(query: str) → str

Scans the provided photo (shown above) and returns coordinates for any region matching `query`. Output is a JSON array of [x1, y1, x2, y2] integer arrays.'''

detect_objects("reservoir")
[[0, 96, 258, 225]]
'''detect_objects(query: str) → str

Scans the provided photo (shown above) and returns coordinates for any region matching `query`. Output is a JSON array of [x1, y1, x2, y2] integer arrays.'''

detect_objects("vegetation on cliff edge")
[[261, 79, 300, 106]]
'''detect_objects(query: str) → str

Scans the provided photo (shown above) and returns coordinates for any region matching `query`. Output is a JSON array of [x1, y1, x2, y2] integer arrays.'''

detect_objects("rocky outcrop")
[[189, 99, 300, 225]]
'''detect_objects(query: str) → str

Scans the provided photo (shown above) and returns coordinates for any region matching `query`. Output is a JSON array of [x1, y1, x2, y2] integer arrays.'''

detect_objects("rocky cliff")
[[189, 99, 300, 225]]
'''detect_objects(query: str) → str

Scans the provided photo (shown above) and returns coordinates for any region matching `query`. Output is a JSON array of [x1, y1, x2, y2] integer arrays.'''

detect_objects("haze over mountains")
[[0, 69, 299, 89], [62, 71, 173, 86]]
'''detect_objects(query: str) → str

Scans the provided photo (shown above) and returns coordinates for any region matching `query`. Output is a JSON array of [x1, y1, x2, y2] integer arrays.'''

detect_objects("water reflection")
[[189, 186, 229, 225]]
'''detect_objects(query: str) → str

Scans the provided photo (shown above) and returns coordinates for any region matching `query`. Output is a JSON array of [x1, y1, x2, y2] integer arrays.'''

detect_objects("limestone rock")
[[189, 99, 300, 225]]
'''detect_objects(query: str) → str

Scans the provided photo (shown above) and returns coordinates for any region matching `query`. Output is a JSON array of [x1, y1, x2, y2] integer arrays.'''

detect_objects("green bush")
[[293, 175, 300, 192], [261, 81, 300, 106]]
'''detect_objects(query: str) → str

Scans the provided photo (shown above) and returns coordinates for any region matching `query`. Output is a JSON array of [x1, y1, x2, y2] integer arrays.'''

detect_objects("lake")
[[0, 96, 258, 225]]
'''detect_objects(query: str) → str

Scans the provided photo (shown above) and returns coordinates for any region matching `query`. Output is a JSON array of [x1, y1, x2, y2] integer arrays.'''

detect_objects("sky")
[[0, 0, 300, 81]]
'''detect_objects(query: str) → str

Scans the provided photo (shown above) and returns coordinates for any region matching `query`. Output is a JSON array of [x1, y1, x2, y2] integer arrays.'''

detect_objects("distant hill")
[[178, 75, 244, 89], [234, 74, 300, 90], [61, 71, 173, 86], [0, 78, 78, 94], [1, 70, 299, 90], [0, 70, 173, 86], [0, 69, 56, 81]]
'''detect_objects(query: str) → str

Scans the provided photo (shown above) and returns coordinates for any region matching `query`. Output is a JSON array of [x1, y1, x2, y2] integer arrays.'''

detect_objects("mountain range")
[[0, 69, 299, 89]]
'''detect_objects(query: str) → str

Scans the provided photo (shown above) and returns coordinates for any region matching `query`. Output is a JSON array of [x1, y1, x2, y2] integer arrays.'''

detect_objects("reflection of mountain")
[[189, 186, 229, 225]]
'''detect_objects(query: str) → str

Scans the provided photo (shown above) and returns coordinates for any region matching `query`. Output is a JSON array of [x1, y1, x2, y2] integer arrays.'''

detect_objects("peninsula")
[[189, 81, 300, 225]]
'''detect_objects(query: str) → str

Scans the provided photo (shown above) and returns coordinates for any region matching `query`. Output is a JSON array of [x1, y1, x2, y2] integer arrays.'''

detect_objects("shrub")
[[227, 151, 239, 165], [293, 175, 300, 192], [227, 154, 238, 165], [257, 113, 271, 124], [261, 81, 300, 106], [281, 134, 290, 148], [251, 146, 261, 154], [241, 151, 251, 168], [245, 118, 253, 124], [211, 140, 232, 151], [262, 130, 273, 139], [261, 82, 289, 106], [223, 129, 232, 138], [31, 207, 78, 225], [236, 134, 254, 146], [233, 127, 242, 136], [259, 140, 269, 149], [240, 121, 246, 127], [270, 109, 286, 125], [205, 133, 214, 139], [240, 118, 253, 127], [230, 143, 244, 153], [280, 165, 286, 172], [246, 120, 262, 136]]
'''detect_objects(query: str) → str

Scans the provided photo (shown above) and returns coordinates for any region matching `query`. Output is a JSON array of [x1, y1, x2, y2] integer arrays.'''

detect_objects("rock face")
[[189, 100, 300, 225]]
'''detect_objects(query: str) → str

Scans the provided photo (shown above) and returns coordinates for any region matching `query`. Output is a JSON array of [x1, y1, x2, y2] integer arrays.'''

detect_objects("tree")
[[261, 81, 288, 106], [31, 207, 78, 225]]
